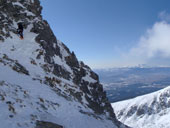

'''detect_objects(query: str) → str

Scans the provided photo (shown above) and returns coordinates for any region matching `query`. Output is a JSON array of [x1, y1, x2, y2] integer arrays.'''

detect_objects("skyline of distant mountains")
[[94, 64, 170, 70], [95, 67, 170, 102]]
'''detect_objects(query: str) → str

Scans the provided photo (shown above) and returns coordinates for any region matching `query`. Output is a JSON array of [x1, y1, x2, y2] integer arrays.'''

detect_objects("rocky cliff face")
[[0, 0, 129, 128]]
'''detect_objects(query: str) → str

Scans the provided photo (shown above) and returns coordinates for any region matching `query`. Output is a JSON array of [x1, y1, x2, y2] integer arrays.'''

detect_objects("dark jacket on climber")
[[17, 22, 24, 39]]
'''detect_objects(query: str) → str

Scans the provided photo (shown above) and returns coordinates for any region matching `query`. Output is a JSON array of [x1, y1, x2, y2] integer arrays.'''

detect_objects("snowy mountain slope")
[[0, 62, 116, 128], [112, 86, 170, 128], [0, 0, 129, 128]]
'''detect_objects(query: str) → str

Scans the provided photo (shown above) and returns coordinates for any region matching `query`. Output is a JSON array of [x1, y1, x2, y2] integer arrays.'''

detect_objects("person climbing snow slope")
[[17, 22, 24, 39]]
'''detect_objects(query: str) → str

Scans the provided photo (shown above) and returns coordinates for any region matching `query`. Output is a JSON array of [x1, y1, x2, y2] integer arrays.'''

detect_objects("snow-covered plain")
[[112, 86, 170, 128]]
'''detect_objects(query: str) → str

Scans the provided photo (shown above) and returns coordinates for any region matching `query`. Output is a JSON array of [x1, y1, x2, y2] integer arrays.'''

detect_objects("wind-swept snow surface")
[[112, 86, 170, 128]]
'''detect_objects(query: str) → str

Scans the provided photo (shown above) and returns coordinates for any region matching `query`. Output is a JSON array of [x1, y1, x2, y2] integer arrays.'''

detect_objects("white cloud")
[[92, 11, 170, 68], [117, 12, 170, 67], [130, 21, 170, 58]]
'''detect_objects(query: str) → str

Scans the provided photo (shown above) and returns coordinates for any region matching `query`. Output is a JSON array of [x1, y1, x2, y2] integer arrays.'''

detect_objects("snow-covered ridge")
[[0, 0, 129, 128], [112, 86, 170, 128]]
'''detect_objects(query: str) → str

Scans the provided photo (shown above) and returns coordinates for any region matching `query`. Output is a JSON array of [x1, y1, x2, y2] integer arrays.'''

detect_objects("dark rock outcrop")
[[36, 121, 63, 128], [0, 0, 130, 128]]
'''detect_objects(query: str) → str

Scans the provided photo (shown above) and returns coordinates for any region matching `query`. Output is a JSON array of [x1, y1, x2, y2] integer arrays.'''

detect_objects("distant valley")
[[95, 67, 170, 102]]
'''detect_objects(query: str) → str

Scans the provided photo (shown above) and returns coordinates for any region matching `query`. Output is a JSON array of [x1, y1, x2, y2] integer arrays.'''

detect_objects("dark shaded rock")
[[136, 108, 145, 116], [65, 51, 79, 68], [60, 42, 71, 55], [44, 76, 62, 87], [79, 61, 90, 69], [12, 62, 29, 75], [126, 106, 138, 117], [80, 81, 90, 94], [1, 55, 29, 75], [35, 121, 63, 128], [90, 71, 99, 81], [53, 64, 71, 80], [85, 94, 104, 114], [73, 68, 86, 85], [27, 0, 42, 16], [31, 20, 62, 63]]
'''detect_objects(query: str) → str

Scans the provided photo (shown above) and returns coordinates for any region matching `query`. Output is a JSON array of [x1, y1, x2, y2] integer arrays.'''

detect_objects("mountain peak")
[[0, 1, 129, 128]]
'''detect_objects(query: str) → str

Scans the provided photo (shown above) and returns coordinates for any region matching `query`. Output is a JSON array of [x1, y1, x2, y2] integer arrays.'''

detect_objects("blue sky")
[[40, 0, 170, 69]]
